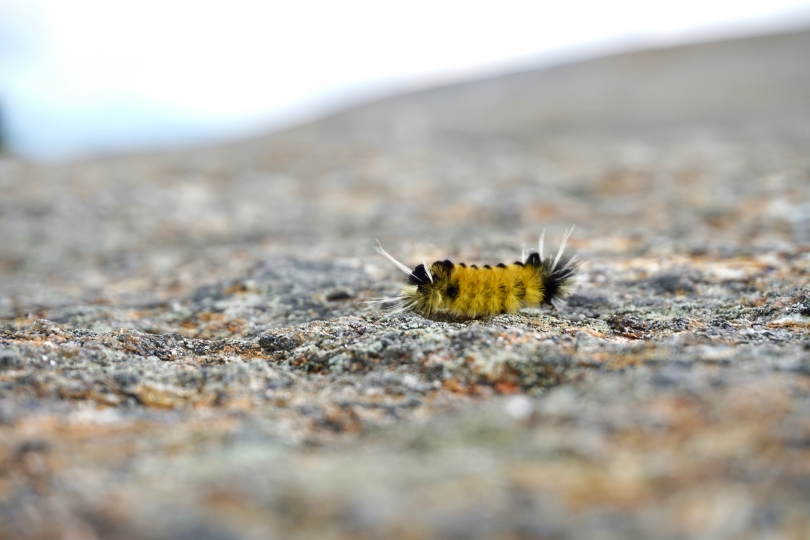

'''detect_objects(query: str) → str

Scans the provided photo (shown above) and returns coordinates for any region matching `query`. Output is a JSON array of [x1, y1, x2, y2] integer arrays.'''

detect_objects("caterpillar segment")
[[371, 229, 579, 319]]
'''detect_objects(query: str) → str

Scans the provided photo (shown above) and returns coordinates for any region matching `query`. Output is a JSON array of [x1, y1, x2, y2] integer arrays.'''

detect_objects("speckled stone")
[[1, 29, 810, 540]]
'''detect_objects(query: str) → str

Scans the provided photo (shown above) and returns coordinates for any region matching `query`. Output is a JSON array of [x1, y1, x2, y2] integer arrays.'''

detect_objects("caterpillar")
[[370, 228, 580, 319]]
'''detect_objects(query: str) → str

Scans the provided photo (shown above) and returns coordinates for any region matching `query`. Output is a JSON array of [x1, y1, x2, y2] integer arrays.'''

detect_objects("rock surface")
[[1, 29, 810, 539]]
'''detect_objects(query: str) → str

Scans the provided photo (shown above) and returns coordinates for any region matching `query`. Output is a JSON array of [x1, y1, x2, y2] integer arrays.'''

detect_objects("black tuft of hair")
[[407, 264, 431, 286], [541, 256, 579, 305], [526, 253, 541, 267]]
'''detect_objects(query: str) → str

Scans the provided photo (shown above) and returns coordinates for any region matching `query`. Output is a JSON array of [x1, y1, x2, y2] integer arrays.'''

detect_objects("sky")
[[1, 0, 810, 160]]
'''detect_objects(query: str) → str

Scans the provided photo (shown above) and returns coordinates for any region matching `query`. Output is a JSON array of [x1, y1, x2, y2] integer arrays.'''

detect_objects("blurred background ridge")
[[1, 0, 810, 161]]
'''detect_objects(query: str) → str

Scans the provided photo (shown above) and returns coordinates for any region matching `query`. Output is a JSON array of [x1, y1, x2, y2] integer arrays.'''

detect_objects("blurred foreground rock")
[[1, 29, 810, 539]]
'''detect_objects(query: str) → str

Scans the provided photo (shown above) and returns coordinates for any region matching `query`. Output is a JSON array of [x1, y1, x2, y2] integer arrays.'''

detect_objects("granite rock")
[[1, 29, 810, 540]]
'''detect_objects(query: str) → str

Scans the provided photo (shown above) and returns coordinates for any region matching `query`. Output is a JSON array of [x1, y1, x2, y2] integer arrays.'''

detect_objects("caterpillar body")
[[371, 228, 579, 319]]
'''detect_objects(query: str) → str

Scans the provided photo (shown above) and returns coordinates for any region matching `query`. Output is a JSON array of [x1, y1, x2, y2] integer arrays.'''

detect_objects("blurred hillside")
[[310, 27, 810, 138]]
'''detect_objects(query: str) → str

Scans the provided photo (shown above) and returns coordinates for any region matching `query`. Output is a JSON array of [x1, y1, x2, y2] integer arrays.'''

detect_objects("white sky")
[[1, 0, 810, 159]]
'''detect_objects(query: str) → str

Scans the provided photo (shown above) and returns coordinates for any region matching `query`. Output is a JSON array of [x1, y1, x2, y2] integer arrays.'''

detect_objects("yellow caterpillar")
[[371, 228, 579, 319]]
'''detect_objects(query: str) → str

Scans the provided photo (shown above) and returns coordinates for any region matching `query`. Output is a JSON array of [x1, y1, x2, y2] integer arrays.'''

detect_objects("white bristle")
[[551, 225, 575, 272], [538, 229, 545, 261], [375, 240, 413, 276]]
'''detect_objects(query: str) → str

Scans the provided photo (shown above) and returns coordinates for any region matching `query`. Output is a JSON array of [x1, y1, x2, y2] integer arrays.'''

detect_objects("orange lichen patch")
[[494, 332, 519, 347], [348, 405, 390, 424], [322, 406, 363, 435], [90, 392, 124, 407], [436, 381, 487, 398], [645, 395, 706, 432], [766, 295, 805, 310], [179, 319, 199, 330], [578, 328, 607, 339], [508, 459, 655, 510], [429, 202, 473, 225], [198, 311, 226, 323], [204, 488, 278, 529], [685, 320, 708, 332], [115, 331, 147, 348], [57, 386, 96, 401], [191, 391, 224, 408], [8, 334, 70, 348], [179, 315, 250, 339], [220, 396, 256, 412], [3, 415, 243, 475], [422, 350, 456, 367], [56, 343, 82, 358], [526, 202, 562, 222], [217, 318, 249, 336], [442, 378, 468, 394], [686, 424, 763, 460], [575, 351, 611, 365], [593, 169, 652, 196], [223, 283, 249, 295], [608, 315, 648, 340], [200, 342, 273, 359], [604, 346, 667, 370], [526, 319, 554, 332], [130, 383, 198, 409], [724, 378, 798, 421], [766, 318, 810, 329], [494, 381, 520, 394], [740, 295, 769, 307]]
